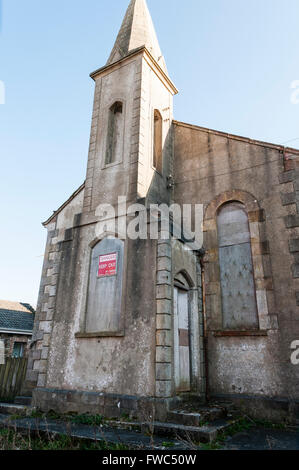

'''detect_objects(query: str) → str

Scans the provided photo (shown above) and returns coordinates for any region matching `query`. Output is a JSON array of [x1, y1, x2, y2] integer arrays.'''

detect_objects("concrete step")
[[0, 403, 29, 416], [141, 418, 236, 443], [210, 401, 236, 413], [167, 407, 224, 427], [174, 393, 206, 405], [14, 396, 32, 406], [0, 414, 189, 450]]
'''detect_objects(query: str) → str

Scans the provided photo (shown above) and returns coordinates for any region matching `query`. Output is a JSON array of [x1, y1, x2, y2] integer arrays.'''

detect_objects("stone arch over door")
[[155, 237, 203, 399], [174, 270, 194, 290], [173, 271, 192, 392], [203, 190, 275, 332]]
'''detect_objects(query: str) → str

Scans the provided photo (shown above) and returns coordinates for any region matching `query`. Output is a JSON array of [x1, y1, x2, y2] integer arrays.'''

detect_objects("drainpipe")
[[200, 257, 210, 403]]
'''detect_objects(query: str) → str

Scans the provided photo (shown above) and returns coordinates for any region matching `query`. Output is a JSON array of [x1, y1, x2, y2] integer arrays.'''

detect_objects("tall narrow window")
[[105, 101, 123, 165], [217, 202, 258, 330], [153, 110, 163, 174]]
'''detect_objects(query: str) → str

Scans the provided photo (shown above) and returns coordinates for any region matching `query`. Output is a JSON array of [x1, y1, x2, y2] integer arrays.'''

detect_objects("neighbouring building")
[[0, 300, 35, 360], [25, 0, 299, 423]]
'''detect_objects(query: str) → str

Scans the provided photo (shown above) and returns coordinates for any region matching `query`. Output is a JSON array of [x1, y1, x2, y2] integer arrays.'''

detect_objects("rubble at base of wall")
[[32, 388, 181, 423], [32, 388, 299, 425], [211, 394, 299, 425]]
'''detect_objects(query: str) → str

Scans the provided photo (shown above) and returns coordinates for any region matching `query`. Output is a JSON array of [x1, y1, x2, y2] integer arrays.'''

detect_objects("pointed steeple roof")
[[107, 0, 167, 73]]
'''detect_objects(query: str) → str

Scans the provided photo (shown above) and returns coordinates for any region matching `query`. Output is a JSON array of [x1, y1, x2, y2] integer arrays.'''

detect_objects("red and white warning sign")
[[98, 252, 118, 278]]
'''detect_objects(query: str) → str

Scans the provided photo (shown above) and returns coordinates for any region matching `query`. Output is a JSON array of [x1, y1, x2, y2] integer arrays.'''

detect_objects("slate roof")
[[0, 300, 35, 333]]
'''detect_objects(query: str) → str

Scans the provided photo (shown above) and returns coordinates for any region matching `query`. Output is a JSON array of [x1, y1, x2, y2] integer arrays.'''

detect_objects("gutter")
[[0, 329, 33, 336]]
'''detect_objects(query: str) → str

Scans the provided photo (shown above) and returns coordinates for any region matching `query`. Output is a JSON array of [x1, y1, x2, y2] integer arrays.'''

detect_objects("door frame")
[[155, 238, 204, 400], [173, 282, 192, 393]]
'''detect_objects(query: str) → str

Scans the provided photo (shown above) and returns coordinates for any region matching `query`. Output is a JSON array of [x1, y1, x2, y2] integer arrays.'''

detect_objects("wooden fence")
[[0, 358, 28, 402]]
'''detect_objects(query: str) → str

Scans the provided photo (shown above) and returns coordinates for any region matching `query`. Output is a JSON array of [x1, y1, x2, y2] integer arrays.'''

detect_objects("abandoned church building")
[[25, 0, 299, 423]]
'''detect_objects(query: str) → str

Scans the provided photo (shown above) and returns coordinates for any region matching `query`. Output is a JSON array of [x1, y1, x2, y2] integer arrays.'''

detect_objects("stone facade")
[[25, 0, 299, 423], [173, 122, 299, 415]]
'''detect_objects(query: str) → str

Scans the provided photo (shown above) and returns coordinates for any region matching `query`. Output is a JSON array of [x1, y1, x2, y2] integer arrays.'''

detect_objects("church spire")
[[107, 0, 167, 73]]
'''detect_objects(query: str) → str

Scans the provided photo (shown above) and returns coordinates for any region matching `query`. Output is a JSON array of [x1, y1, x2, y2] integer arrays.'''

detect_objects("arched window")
[[85, 237, 124, 334], [153, 110, 163, 174], [105, 101, 123, 165], [217, 202, 258, 330]]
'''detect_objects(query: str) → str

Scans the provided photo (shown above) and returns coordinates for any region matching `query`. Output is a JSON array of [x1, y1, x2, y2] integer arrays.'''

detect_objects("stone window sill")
[[75, 331, 124, 339], [102, 160, 123, 170], [212, 330, 268, 337]]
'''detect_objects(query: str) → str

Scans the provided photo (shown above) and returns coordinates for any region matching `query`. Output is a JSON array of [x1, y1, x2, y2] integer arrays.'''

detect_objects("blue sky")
[[0, 0, 298, 307]]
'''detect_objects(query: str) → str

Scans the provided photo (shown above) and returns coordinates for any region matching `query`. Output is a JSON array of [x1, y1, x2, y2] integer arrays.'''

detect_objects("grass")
[[29, 410, 141, 430], [251, 418, 288, 430], [69, 414, 105, 426], [197, 417, 253, 450], [162, 441, 175, 448], [2, 408, 292, 451], [8, 414, 25, 421], [30, 410, 107, 426], [0, 426, 131, 450], [198, 416, 290, 450], [0, 410, 144, 450]]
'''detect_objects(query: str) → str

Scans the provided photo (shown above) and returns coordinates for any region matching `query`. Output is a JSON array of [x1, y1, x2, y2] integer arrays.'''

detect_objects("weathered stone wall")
[[32, 388, 178, 422], [44, 222, 157, 397], [138, 55, 174, 204], [27, 46, 176, 405], [24, 189, 85, 393], [83, 55, 141, 212], [173, 121, 299, 404], [83, 51, 174, 215]]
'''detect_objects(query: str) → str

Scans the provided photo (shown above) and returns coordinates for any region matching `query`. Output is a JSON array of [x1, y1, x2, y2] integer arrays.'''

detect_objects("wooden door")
[[174, 287, 191, 392]]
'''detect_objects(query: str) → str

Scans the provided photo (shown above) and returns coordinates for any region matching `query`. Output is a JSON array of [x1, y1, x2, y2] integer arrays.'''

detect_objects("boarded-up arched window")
[[86, 237, 124, 334], [105, 101, 123, 165], [153, 110, 163, 174], [217, 202, 258, 330]]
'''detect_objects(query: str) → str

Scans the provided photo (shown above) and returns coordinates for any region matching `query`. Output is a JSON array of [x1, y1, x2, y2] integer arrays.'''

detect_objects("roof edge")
[[0, 301, 35, 314], [43, 182, 85, 227], [173, 120, 299, 154], [0, 328, 33, 335], [90, 46, 178, 95], [90, 45, 145, 78]]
